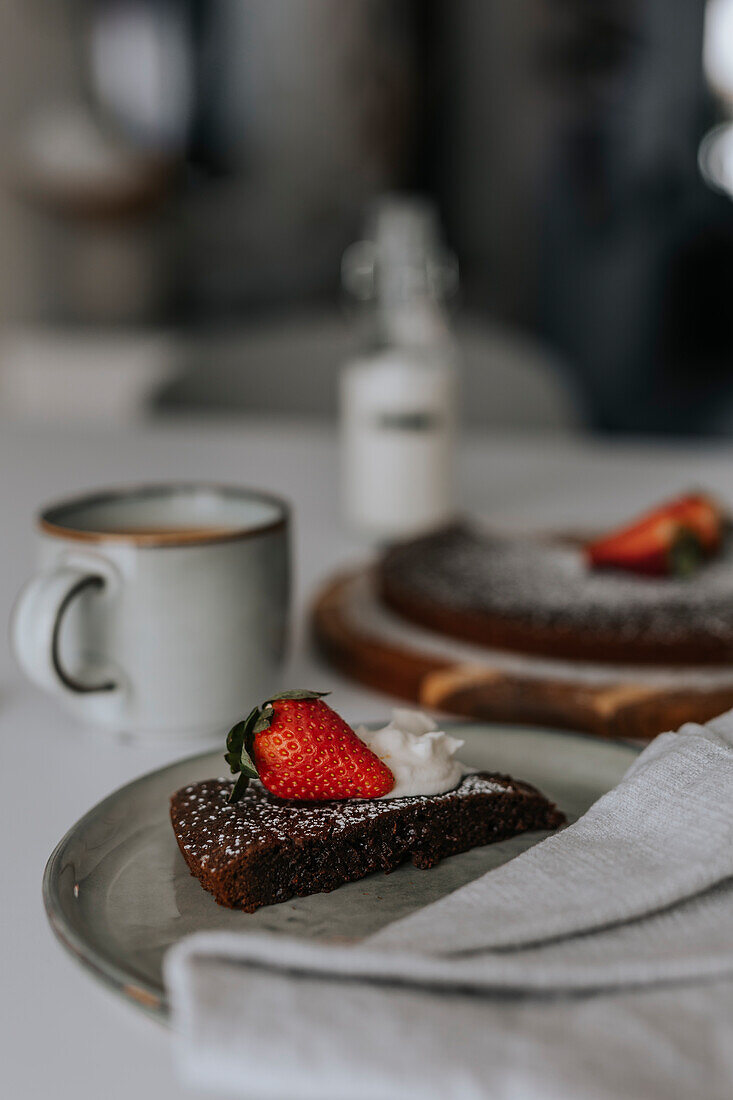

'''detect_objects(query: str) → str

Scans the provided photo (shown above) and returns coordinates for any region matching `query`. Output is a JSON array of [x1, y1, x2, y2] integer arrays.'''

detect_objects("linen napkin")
[[165, 712, 733, 1100]]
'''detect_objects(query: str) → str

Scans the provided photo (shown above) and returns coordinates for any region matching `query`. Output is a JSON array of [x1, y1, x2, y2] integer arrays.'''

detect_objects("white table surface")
[[4, 415, 733, 1100]]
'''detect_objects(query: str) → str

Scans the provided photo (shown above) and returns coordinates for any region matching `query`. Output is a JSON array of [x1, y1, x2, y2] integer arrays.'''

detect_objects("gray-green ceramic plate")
[[43, 724, 639, 1017]]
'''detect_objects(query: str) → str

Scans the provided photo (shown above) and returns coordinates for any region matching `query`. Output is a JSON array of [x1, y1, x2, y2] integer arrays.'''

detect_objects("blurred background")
[[1, 0, 733, 436]]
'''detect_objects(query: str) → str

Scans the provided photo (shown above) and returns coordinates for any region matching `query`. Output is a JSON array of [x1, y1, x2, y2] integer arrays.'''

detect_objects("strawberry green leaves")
[[225, 706, 260, 803], [264, 689, 330, 704]]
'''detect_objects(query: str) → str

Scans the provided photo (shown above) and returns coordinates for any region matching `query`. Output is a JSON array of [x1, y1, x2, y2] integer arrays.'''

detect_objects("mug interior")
[[39, 484, 287, 546]]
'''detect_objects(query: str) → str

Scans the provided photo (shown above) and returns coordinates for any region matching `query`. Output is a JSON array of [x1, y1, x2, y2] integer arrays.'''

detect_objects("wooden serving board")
[[312, 566, 733, 740]]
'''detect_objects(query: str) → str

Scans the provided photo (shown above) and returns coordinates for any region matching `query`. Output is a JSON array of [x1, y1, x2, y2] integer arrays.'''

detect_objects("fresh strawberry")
[[587, 517, 701, 577], [586, 492, 725, 578], [225, 689, 394, 803]]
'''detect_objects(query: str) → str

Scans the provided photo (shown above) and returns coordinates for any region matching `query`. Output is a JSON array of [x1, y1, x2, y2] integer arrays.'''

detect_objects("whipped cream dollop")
[[355, 709, 469, 799]]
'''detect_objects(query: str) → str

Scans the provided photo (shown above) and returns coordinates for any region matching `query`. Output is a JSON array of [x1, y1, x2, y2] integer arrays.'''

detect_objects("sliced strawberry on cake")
[[586, 491, 724, 577], [225, 689, 395, 803]]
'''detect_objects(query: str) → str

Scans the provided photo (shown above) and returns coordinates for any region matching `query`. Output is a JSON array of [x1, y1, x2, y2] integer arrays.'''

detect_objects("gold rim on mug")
[[38, 482, 290, 548]]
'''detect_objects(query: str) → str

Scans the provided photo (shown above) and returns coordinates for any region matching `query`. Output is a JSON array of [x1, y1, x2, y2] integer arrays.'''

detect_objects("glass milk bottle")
[[340, 196, 458, 539]]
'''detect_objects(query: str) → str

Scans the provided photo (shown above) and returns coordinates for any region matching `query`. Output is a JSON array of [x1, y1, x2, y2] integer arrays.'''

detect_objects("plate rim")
[[42, 723, 641, 1018]]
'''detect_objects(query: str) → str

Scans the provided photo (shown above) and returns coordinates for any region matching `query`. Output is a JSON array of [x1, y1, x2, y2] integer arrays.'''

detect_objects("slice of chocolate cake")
[[170, 773, 564, 913]]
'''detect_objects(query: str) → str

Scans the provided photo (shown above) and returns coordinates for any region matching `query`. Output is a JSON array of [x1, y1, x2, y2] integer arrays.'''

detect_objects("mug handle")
[[11, 562, 118, 697]]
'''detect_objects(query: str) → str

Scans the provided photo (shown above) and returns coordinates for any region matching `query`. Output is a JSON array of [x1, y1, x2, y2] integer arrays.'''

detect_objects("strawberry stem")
[[669, 530, 704, 577]]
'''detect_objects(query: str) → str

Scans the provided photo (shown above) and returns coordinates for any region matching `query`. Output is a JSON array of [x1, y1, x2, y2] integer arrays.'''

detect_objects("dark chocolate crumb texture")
[[170, 772, 565, 913]]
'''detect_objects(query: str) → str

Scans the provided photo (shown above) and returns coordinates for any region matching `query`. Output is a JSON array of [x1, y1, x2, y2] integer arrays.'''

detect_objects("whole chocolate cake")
[[379, 523, 733, 664]]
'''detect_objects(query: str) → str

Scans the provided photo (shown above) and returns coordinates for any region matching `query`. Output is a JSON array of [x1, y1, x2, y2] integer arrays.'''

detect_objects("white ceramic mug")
[[11, 483, 290, 739]]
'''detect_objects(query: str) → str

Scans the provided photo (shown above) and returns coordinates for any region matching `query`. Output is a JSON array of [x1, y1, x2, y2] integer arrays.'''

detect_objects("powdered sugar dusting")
[[383, 525, 733, 645], [171, 773, 510, 864]]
